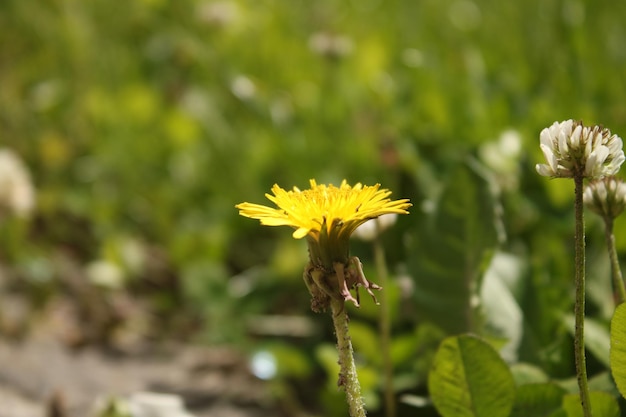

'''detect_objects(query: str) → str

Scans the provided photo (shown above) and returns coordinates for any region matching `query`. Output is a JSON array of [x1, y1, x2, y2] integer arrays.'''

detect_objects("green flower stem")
[[373, 236, 395, 417], [330, 297, 366, 417], [604, 217, 626, 304], [574, 174, 592, 417]]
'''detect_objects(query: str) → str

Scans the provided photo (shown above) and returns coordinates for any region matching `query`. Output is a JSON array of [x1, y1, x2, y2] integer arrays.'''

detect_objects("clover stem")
[[574, 173, 592, 417]]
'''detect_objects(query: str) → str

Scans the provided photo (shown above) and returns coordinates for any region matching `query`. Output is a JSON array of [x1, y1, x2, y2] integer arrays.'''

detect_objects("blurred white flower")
[[86, 260, 125, 289], [230, 75, 256, 100], [250, 350, 277, 380], [270, 96, 293, 126], [197, 1, 238, 27], [584, 176, 626, 220], [308, 32, 353, 59], [402, 48, 425, 68], [353, 213, 398, 241], [31, 79, 64, 112], [479, 129, 522, 190], [448, 0, 482, 31], [0, 149, 35, 217], [112, 236, 148, 276], [536, 120, 625, 179]]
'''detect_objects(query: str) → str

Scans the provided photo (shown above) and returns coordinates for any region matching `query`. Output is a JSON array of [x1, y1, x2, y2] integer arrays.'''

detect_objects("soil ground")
[[0, 329, 275, 417]]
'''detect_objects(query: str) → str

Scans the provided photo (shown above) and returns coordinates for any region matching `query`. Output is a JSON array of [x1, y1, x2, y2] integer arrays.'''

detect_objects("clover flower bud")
[[584, 176, 626, 220]]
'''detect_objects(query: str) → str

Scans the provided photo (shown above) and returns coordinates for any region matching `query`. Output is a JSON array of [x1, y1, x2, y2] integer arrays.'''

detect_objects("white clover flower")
[[583, 125, 625, 178], [86, 260, 125, 289], [583, 176, 626, 220], [230, 75, 256, 100], [0, 149, 35, 217], [536, 120, 625, 179], [479, 128, 522, 190], [308, 32, 353, 59], [197, 1, 238, 28]]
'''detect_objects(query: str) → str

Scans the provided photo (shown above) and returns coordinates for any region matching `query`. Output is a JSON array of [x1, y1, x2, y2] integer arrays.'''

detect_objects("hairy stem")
[[574, 174, 592, 417], [374, 237, 395, 417], [604, 217, 626, 304], [330, 298, 366, 417]]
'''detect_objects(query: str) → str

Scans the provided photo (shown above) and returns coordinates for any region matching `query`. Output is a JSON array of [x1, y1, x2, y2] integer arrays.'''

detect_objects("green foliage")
[[563, 315, 611, 368], [561, 392, 620, 417], [509, 363, 550, 385], [610, 302, 626, 398], [428, 334, 515, 417], [315, 343, 380, 415], [265, 343, 313, 379], [510, 383, 565, 417], [409, 161, 500, 334]]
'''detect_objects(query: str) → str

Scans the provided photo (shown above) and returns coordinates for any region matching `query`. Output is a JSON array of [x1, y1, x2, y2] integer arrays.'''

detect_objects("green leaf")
[[509, 363, 550, 385], [610, 302, 626, 397], [510, 383, 565, 417], [348, 320, 383, 366], [562, 315, 611, 367], [561, 392, 620, 417], [409, 161, 501, 333], [315, 344, 342, 389], [480, 251, 524, 361], [315, 343, 380, 412], [428, 334, 515, 417], [265, 343, 313, 378], [588, 371, 620, 395]]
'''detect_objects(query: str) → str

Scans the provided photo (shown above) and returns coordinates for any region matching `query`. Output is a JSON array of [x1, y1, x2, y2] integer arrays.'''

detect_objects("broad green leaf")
[[428, 334, 515, 417], [610, 302, 626, 397], [510, 383, 565, 417], [561, 392, 620, 417], [409, 161, 501, 333]]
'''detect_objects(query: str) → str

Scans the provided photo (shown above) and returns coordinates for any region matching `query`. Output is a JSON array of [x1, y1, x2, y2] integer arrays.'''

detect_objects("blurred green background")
[[2, 0, 626, 415]]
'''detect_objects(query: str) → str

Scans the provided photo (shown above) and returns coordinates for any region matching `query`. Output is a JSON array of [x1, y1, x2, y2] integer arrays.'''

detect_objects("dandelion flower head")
[[236, 179, 411, 267]]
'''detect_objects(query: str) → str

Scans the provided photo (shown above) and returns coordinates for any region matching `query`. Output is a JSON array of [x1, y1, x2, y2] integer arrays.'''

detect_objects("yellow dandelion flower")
[[236, 179, 411, 269]]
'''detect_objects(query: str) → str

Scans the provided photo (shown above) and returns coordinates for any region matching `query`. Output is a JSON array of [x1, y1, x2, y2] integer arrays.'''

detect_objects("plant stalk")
[[574, 174, 592, 417], [374, 236, 396, 417], [604, 217, 626, 304], [330, 297, 366, 417]]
